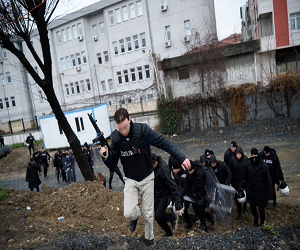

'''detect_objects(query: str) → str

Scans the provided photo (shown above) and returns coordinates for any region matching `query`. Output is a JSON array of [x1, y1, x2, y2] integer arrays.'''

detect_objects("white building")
[[0, 0, 217, 133]]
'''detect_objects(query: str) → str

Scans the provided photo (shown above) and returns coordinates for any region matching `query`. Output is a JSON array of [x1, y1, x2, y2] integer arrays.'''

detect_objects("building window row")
[[290, 13, 300, 31], [100, 79, 114, 92], [115, 65, 150, 86], [64, 79, 91, 96], [92, 22, 106, 37], [113, 33, 146, 56], [60, 51, 87, 70], [56, 23, 83, 44], [96, 51, 110, 64], [0, 96, 16, 110], [108, 1, 143, 26], [0, 72, 11, 84]]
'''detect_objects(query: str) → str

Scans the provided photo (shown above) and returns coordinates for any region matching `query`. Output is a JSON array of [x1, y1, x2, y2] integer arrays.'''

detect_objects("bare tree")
[[0, 0, 95, 181]]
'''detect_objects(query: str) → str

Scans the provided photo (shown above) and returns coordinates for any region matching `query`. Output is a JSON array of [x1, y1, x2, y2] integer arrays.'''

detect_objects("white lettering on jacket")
[[121, 150, 134, 157], [264, 159, 273, 164]]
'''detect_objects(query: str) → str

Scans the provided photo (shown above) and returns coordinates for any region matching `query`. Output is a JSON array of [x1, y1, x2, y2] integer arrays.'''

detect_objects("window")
[[86, 79, 91, 91], [136, 1, 143, 16], [131, 68, 136, 82], [0, 73, 5, 84], [56, 31, 61, 43], [72, 25, 77, 38], [129, 3, 135, 18], [75, 117, 85, 132], [116, 8, 121, 23], [66, 56, 71, 69], [141, 33, 146, 48], [113, 41, 118, 55], [0, 99, 3, 109], [108, 79, 114, 90], [6, 72, 11, 83], [165, 25, 171, 40], [65, 84, 69, 96], [260, 12, 274, 37], [104, 51, 109, 62], [62, 29, 67, 42], [71, 54, 76, 67], [120, 39, 125, 53], [76, 53, 81, 65], [290, 13, 300, 31], [117, 71, 122, 84], [67, 27, 72, 40], [133, 35, 139, 49], [137, 66, 143, 80], [81, 80, 86, 92], [101, 80, 106, 92], [127, 98, 132, 103], [97, 53, 102, 64], [70, 83, 75, 94], [109, 11, 115, 25], [100, 22, 105, 35], [92, 24, 98, 37], [124, 70, 129, 83], [75, 82, 80, 93], [122, 6, 128, 21], [148, 94, 153, 101], [10, 96, 15, 107], [145, 65, 150, 79], [61, 58, 66, 70], [184, 20, 191, 36], [77, 23, 83, 35], [2, 48, 7, 59], [82, 51, 87, 64], [179, 68, 190, 80], [126, 37, 132, 52], [5, 97, 9, 108]]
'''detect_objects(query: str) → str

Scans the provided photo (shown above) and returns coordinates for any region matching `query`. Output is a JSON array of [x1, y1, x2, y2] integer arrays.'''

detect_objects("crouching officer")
[[39, 147, 50, 177], [100, 108, 190, 247], [152, 153, 184, 237], [259, 146, 284, 209], [240, 148, 273, 227]]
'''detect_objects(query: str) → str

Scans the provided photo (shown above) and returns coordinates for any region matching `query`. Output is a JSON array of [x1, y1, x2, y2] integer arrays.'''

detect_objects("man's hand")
[[100, 145, 108, 159], [176, 208, 184, 216], [181, 158, 191, 171]]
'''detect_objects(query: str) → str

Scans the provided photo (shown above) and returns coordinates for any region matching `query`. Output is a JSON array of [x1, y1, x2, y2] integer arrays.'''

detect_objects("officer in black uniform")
[[207, 155, 232, 186], [200, 149, 214, 161], [0, 133, 4, 147], [259, 146, 284, 209], [100, 108, 191, 247], [26, 133, 37, 156], [240, 148, 273, 227], [39, 147, 50, 177], [83, 142, 95, 174], [152, 153, 184, 237], [224, 141, 237, 166], [53, 150, 63, 183], [32, 148, 41, 175]]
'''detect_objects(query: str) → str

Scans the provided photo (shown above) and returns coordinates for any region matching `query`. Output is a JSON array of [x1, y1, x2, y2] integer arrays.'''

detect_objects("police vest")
[[112, 123, 152, 179]]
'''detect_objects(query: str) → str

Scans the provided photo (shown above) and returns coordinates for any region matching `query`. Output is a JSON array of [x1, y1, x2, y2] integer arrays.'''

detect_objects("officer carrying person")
[[100, 108, 191, 246]]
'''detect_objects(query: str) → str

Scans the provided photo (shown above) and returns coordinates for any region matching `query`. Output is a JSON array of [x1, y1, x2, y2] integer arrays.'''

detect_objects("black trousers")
[[89, 160, 94, 174], [192, 196, 212, 226], [0, 138, 4, 147], [28, 144, 34, 155], [109, 165, 125, 187], [61, 169, 67, 182], [30, 186, 40, 192], [250, 203, 265, 224], [272, 180, 276, 205], [183, 201, 192, 227], [154, 195, 174, 235], [41, 161, 48, 177]]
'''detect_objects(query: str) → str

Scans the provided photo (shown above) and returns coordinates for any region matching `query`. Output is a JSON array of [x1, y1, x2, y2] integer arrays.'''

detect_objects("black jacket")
[[259, 149, 284, 184], [39, 150, 50, 162], [103, 121, 186, 181], [26, 162, 41, 189], [33, 150, 41, 165], [26, 136, 36, 146], [53, 152, 63, 169], [208, 159, 232, 186], [180, 160, 207, 200], [224, 148, 236, 166], [229, 146, 249, 190], [154, 156, 182, 210], [199, 155, 209, 167], [83, 147, 93, 163], [239, 157, 273, 207]]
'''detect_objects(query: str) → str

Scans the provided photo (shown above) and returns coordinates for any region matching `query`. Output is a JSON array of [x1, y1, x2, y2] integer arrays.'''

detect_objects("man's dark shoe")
[[129, 219, 138, 232], [182, 224, 192, 230], [210, 214, 215, 226], [171, 214, 178, 231], [254, 220, 258, 227], [198, 223, 207, 232], [145, 239, 154, 246], [163, 231, 173, 237], [274, 203, 278, 209], [243, 208, 248, 214], [237, 214, 242, 222]]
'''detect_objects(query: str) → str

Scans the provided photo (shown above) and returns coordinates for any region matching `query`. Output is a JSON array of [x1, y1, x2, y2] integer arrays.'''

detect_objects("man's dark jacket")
[[224, 148, 236, 167], [26, 162, 41, 189], [207, 156, 232, 186]]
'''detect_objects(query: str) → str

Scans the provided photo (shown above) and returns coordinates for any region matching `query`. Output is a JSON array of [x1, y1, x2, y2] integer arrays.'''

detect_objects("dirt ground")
[[0, 117, 300, 249]]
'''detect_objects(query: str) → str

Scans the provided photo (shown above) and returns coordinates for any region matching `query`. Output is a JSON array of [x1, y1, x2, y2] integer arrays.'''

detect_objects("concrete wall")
[[3, 130, 42, 146]]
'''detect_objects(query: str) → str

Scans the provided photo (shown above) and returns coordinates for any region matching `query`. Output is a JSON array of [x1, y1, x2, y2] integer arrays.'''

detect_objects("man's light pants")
[[123, 172, 154, 240]]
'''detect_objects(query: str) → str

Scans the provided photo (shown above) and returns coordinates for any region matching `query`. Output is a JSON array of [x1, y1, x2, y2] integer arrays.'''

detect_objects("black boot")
[[199, 222, 207, 232], [129, 219, 138, 232], [237, 214, 242, 222], [182, 224, 192, 230], [254, 216, 259, 227], [210, 214, 215, 226]]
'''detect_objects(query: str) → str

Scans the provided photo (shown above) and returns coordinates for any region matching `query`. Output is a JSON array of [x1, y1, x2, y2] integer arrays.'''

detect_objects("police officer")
[[239, 148, 273, 227], [200, 155, 208, 167], [207, 155, 232, 186], [53, 150, 63, 183], [26, 158, 41, 192], [83, 142, 95, 174], [62, 148, 76, 183], [152, 153, 184, 237], [259, 146, 284, 209], [229, 146, 249, 221], [32, 148, 41, 175], [201, 149, 214, 161], [26, 133, 37, 156], [39, 147, 50, 177], [180, 160, 215, 232], [224, 141, 237, 166], [100, 108, 191, 247], [0, 133, 4, 147]]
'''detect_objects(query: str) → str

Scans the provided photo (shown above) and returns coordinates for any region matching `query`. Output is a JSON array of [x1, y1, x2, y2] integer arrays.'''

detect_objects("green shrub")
[[0, 187, 6, 201]]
